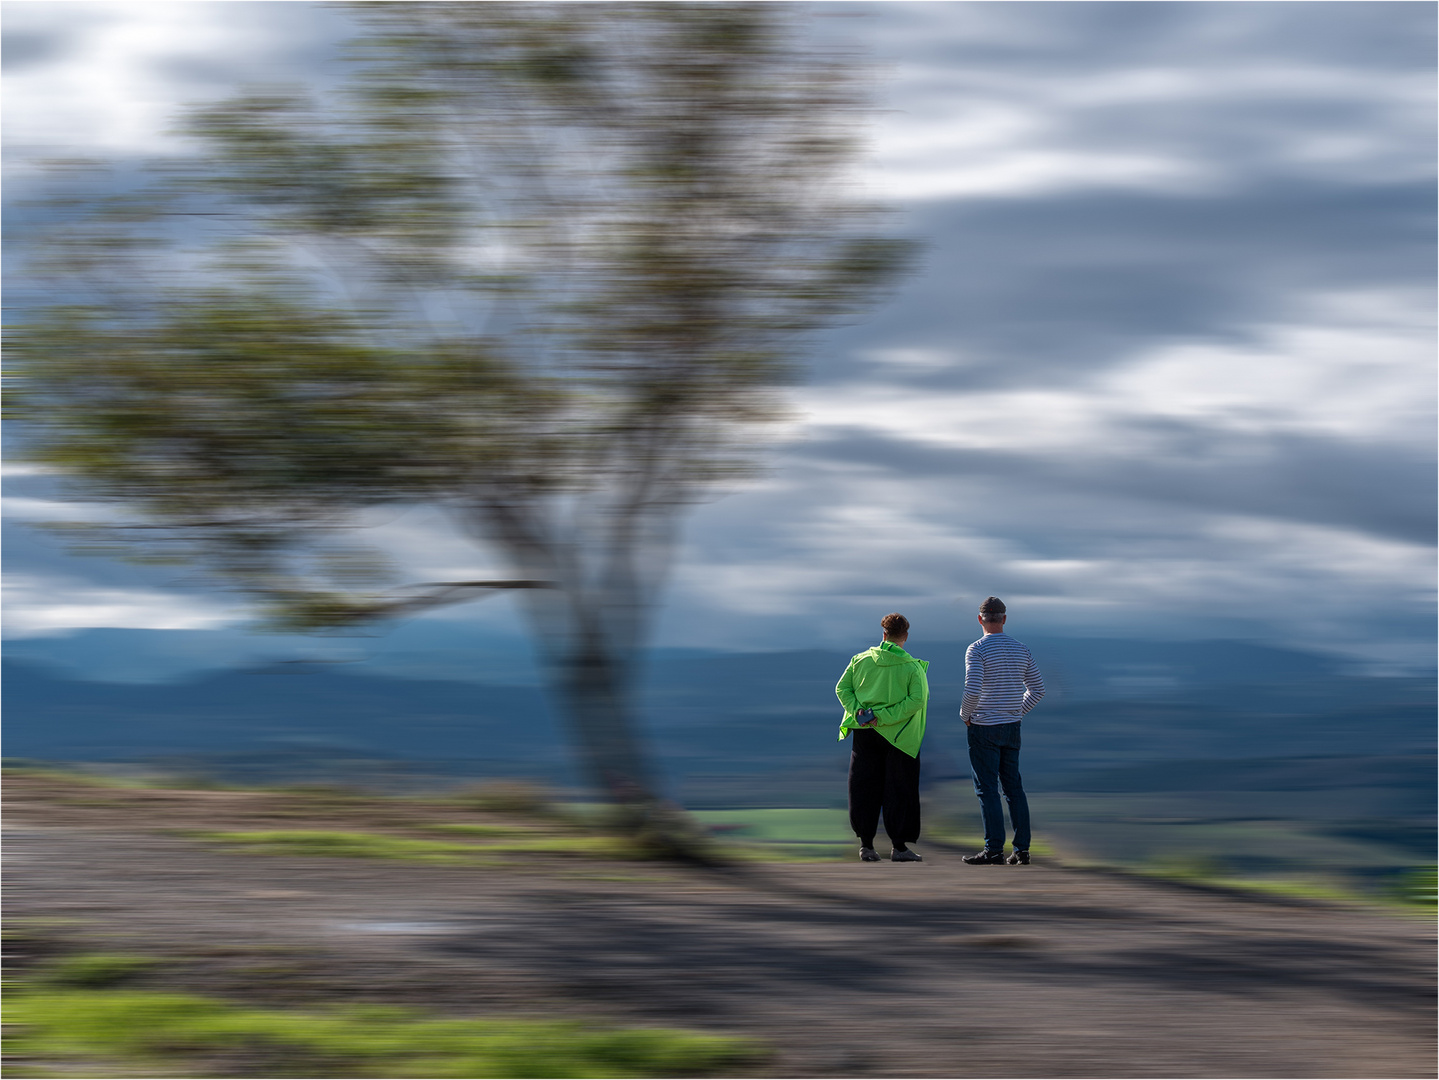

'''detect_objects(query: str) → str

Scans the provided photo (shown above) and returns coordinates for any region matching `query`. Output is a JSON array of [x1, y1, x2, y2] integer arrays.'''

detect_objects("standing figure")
[[836, 613, 930, 863], [961, 597, 1045, 865]]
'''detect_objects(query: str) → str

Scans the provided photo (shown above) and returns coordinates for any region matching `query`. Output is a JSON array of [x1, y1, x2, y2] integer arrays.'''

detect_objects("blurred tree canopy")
[[6, 2, 909, 837]]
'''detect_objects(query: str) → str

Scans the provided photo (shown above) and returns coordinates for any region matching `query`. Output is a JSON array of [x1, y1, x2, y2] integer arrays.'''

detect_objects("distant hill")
[[1, 660, 573, 782], [4, 635, 1433, 802]]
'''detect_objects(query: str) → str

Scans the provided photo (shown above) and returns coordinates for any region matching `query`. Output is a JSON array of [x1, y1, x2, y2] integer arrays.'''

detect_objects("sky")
[[3, 2, 1435, 672]]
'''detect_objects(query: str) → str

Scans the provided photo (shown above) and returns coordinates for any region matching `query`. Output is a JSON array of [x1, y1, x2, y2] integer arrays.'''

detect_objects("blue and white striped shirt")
[[961, 632, 1045, 725]]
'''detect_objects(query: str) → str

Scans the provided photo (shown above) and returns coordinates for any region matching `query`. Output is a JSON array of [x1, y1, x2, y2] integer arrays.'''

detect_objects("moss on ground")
[[4, 956, 762, 1079], [188, 829, 631, 862]]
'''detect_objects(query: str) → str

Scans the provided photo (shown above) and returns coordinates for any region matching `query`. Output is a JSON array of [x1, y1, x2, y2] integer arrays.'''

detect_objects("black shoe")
[[859, 846, 881, 862], [1007, 850, 1030, 865], [891, 848, 923, 862], [962, 849, 1005, 865]]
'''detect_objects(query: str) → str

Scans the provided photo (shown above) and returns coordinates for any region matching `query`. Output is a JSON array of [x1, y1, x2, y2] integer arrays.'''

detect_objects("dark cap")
[[979, 596, 1006, 619]]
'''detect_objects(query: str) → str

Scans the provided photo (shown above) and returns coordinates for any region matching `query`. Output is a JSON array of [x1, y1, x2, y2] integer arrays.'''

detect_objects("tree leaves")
[[8, 3, 910, 636]]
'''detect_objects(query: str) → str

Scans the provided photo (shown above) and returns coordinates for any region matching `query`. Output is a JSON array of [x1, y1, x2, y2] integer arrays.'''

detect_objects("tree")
[[6, 3, 909, 849]]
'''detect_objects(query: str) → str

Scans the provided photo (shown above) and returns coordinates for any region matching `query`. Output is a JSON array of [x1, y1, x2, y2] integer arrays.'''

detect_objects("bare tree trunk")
[[478, 500, 713, 860], [552, 626, 654, 807], [548, 626, 714, 861]]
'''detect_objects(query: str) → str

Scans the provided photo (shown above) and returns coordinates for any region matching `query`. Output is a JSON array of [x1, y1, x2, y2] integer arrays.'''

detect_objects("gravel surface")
[[6, 781, 1435, 1078]]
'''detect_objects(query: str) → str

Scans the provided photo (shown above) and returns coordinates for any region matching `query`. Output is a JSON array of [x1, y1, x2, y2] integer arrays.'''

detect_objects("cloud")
[[2, 1, 351, 164], [852, 2, 1434, 201], [800, 288, 1434, 459], [824, 178, 1435, 398], [2, 572, 240, 636], [1, 2, 1433, 669], [661, 457, 1436, 655]]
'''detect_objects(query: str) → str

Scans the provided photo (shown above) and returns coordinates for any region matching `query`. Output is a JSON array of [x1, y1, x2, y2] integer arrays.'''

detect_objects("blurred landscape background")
[[6, 620, 1434, 899], [3, 5, 1434, 1076], [4, 0, 1436, 903]]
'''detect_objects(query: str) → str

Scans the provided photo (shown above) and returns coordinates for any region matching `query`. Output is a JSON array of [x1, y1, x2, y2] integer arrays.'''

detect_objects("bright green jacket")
[[835, 641, 929, 758]]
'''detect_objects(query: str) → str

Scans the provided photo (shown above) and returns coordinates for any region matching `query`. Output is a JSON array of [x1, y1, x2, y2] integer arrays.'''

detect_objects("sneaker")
[[859, 846, 881, 862], [961, 848, 1005, 865], [1006, 850, 1030, 865], [891, 848, 923, 862]]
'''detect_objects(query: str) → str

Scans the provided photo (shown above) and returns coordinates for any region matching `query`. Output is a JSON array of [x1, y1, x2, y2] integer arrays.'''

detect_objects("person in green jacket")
[[835, 612, 929, 863]]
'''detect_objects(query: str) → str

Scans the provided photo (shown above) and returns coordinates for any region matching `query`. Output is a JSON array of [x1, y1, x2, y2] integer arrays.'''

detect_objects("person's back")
[[963, 631, 1043, 727], [838, 643, 928, 756], [960, 597, 1044, 866], [835, 613, 929, 862]]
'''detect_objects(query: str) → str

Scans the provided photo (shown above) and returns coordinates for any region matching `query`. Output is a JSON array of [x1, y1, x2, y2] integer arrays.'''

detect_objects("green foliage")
[[4, 3, 910, 818], [6, 5, 908, 635], [4, 984, 761, 1078]]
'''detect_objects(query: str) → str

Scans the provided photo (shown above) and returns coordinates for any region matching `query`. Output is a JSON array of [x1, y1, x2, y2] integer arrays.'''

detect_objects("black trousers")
[[848, 727, 921, 847]]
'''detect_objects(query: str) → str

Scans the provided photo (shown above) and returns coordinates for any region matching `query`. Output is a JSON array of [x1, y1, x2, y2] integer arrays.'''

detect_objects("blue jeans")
[[967, 721, 1030, 853]]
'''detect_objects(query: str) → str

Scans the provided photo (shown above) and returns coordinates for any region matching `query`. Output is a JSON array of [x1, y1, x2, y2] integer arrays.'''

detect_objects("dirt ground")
[[5, 776, 1435, 1078]]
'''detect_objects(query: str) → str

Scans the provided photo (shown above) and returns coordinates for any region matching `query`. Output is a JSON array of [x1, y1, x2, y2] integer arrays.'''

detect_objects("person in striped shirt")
[[960, 596, 1045, 865]]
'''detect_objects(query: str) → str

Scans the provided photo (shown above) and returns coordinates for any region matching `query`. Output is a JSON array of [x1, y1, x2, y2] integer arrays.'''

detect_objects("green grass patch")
[[191, 831, 487, 862], [421, 823, 530, 838], [4, 984, 761, 1078], [688, 809, 853, 862], [687, 808, 1068, 861], [1130, 858, 1439, 909], [1137, 866, 1358, 903], [1392, 865, 1437, 907], [689, 807, 851, 844], [190, 829, 633, 862], [2, 763, 155, 790]]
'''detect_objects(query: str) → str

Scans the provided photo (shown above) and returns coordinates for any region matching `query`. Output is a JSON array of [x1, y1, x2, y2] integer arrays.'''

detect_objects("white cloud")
[[2, 573, 240, 635], [860, 17, 1434, 202], [2, 493, 117, 523], [867, 142, 1211, 202], [800, 289, 1436, 458], [859, 347, 977, 373], [665, 459, 1437, 653], [2, 1, 349, 165], [0, 463, 59, 478]]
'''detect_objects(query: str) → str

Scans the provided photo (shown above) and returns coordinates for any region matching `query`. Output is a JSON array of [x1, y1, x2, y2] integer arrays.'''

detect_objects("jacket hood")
[[863, 644, 928, 670]]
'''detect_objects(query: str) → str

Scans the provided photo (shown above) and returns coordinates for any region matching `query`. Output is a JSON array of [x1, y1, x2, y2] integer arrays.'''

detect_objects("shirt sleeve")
[[835, 659, 860, 717], [960, 643, 983, 721], [1020, 651, 1046, 715]]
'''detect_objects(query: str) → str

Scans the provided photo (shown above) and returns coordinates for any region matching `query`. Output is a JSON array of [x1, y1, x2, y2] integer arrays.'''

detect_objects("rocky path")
[[6, 809, 1434, 1078]]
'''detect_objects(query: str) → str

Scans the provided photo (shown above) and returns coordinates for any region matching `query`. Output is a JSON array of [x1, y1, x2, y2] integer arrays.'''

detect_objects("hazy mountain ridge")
[[5, 635, 1433, 789], [7, 637, 1434, 880]]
